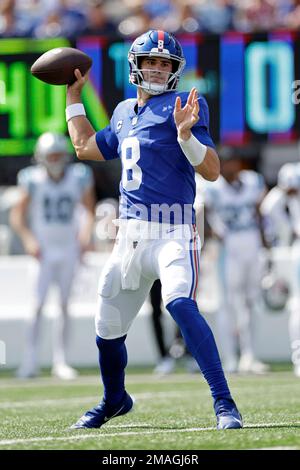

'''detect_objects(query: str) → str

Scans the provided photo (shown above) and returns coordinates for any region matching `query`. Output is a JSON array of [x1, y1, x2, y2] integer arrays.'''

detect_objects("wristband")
[[66, 103, 86, 122], [177, 133, 207, 166]]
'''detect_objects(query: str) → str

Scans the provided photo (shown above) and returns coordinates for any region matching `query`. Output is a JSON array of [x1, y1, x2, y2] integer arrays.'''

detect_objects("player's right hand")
[[24, 236, 40, 259], [67, 68, 89, 100]]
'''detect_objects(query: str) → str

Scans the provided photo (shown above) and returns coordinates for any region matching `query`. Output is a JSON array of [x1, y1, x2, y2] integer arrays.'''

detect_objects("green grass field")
[[0, 369, 300, 450]]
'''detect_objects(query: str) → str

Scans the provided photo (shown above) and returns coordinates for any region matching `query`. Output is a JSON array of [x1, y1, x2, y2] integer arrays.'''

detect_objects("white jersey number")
[[121, 137, 142, 191], [43, 195, 74, 223]]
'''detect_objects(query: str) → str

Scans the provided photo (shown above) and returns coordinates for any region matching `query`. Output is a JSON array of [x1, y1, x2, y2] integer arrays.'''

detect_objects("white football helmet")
[[277, 163, 300, 192], [34, 132, 70, 178], [261, 262, 290, 312], [128, 30, 185, 96]]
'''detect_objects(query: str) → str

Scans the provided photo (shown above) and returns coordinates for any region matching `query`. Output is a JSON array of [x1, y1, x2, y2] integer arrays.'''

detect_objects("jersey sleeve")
[[95, 111, 119, 161], [73, 163, 94, 193], [192, 95, 216, 148], [17, 167, 35, 196]]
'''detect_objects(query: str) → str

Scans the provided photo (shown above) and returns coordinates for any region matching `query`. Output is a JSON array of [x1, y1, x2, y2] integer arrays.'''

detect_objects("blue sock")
[[96, 335, 127, 407], [166, 297, 232, 402]]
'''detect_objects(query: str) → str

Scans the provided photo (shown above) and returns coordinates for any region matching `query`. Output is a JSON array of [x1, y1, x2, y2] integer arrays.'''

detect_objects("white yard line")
[[0, 426, 218, 446], [0, 422, 299, 447]]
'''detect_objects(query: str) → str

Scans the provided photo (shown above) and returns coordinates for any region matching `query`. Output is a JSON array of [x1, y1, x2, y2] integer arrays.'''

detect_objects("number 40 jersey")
[[95, 91, 215, 225], [17, 163, 93, 251]]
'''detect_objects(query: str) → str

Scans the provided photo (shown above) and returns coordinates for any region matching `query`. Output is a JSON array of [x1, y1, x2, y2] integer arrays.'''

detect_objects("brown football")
[[30, 47, 92, 85]]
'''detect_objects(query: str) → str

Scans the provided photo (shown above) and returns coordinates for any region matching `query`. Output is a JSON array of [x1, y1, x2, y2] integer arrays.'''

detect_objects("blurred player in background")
[[66, 30, 242, 430], [261, 162, 300, 377], [202, 148, 269, 374], [10, 132, 95, 379]]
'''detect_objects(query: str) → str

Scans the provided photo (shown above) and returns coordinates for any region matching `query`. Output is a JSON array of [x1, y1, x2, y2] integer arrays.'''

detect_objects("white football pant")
[[95, 220, 201, 340]]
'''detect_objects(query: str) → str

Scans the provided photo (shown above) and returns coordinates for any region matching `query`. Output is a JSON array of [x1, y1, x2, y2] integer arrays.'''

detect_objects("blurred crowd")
[[1, 0, 300, 39]]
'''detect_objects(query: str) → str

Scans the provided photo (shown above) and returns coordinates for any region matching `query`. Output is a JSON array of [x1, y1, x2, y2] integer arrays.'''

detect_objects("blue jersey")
[[96, 91, 215, 224]]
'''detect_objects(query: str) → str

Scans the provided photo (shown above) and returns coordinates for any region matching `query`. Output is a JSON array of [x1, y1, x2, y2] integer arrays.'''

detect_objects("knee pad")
[[98, 261, 121, 299], [96, 261, 125, 339], [95, 298, 124, 340]]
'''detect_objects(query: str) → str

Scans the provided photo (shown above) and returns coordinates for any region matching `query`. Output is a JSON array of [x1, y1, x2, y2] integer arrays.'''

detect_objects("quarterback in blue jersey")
[[66, 30, 242, 430]]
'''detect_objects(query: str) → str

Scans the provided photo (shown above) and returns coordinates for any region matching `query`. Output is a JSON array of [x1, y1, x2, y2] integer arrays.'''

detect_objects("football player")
[[201, 148, 269, 374], [261, 162, 300, 377], [66, 30, 242, 429], [10, 132, 95, 380]]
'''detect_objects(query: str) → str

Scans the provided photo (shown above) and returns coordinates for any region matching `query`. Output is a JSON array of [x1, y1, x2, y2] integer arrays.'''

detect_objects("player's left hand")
[[174, 87, 199, 141]]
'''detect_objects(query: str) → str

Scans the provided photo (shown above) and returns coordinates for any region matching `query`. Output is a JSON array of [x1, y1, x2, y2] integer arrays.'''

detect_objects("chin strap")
[[140, 80, 166, 95]]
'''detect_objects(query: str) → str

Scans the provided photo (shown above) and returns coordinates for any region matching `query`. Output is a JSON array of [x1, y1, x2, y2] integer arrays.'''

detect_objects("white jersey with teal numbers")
[[261, 162, 300, 242], [95, 91, 215, 225], [203, 170, 265, 238], [18, 163, 93, 251]]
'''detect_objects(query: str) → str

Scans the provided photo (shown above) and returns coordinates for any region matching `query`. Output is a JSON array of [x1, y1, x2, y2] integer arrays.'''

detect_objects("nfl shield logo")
[[131, 117, 138, 126]]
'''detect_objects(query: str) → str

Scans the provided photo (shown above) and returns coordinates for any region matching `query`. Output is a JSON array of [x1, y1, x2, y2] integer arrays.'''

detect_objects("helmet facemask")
[[128, 52, 185, 95], [43, 154, 69, 179]]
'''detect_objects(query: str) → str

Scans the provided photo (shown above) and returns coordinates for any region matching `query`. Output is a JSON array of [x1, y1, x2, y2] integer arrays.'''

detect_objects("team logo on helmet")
[[128, 30, 186, 96]]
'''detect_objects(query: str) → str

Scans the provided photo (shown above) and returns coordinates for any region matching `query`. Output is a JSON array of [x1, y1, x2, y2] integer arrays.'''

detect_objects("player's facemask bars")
[[44, 159, 67, 178], [139, 69, 173, 95], [129, 57, 185, 95]]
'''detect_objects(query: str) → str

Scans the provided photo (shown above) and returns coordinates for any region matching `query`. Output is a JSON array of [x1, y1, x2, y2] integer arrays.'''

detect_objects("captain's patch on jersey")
[[116, 120, 123, 131]]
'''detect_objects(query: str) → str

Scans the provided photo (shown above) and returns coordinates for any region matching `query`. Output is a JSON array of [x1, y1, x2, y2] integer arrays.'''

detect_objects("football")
[[30, 47, 92, 85]]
